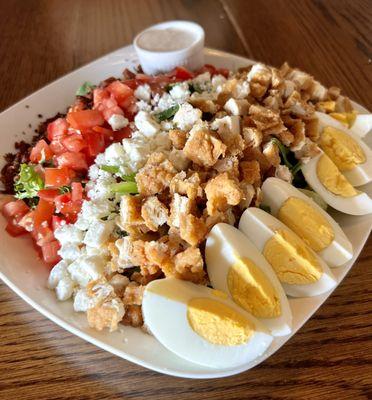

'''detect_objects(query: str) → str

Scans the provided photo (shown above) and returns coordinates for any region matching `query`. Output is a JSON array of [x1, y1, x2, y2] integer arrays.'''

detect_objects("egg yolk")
[[329, 111, 357, 128], [278, 197, 334, 252], [263, 229, 323, 285], [320, 126, 365, 171], [187, 298, 254, 346], [227, 257, 281, 318], [316, 154, 358, 197]]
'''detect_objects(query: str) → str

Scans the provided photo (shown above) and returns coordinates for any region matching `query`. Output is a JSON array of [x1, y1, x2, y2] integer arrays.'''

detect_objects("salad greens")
[[154, 105, 179, 122], [76, 81, 96, 96], [14, 164, 44, 200], [110, 181, 138, 195]]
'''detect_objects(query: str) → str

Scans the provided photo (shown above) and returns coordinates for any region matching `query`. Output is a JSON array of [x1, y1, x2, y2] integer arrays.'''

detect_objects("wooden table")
[[0, 1, 371, 399]]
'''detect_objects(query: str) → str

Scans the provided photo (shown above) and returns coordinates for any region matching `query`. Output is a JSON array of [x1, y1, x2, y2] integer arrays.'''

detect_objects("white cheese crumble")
[[173, 103, 202, 130], [134, 111, 160, 137], [108, 114, 129, 131], [134, 84, 151, 102]]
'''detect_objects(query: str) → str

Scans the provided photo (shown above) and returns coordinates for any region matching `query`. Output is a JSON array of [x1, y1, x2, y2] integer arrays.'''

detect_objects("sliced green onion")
[[271, 138, 292, 169], [154, 105, 179, 122], [110, 181, 138, 194], [121, 173, 136, 182], [101, 165, 120, 174], [76, 81, 96, 96], [291, 161, 302, 176]]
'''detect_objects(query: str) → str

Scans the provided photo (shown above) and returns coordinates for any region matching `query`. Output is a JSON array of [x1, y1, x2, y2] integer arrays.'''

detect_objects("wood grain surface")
[[0, 1, 371, 399]]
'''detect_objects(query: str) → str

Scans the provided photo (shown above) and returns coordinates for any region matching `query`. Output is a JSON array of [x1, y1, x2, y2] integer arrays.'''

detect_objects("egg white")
[[205, 223, 292, 337], [316, 111, 372, 186], [261, 177, 353, 267], [301, 150, 372, 215], [350, 114, 372, 139], [142, 278, 273, 369], [239, 208, 337, 297]]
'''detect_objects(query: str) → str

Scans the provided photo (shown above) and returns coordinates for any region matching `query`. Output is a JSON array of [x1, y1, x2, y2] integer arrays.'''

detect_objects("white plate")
[[0, 46, 371, 379]]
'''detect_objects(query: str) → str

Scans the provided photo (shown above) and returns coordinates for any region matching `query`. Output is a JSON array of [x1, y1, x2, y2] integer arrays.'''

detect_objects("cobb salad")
[[1, 59, 371, 369]]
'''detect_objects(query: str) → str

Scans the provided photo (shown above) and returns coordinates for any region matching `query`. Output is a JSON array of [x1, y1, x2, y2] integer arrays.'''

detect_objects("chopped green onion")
[[14, 164, 44, 200], [110, 181, 138, 194], [59, 185, 71, 194], [101, 165, 120, 174], [271, 138, 292, 169], [259, 204, 271, 214], [154, 105, 179, 122], [121, 173, 136, 182], [291, 161, 302, 176], [76, 81, 96, 96]]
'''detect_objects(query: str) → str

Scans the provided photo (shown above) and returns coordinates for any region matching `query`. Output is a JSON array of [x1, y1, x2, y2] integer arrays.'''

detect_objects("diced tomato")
[[170, 66, 194, 80], [107, 81, 134, 108], [32, 223, 55, 246], [93, 125, 114, 143], [18, 211, 35, 232], [135, 73, 152, 83], [33, 199, 55, 228], [54, 193, 71, 213], [216, 67, 229, 78], [62, 133, 86, 153], [67, 109, 104, 130], [45, 167, 72, 187], [52, 215, 66, 231], [113, 126, 132, 142], [47, 118, 69, 142], [5, 220, 27, 237], [0, 195, 16, 212], [196, 64, 217, 76], [38, 189, 60, 202], [71, 182, 83, 202], [122, 79, 138, 90], [56, 151, 88, 171], [41, 240, 61, 264], [2, 200, 29, 222], [84, 131, 105, 157], [30, 140, 53, 163], [49, 140, 67, 155], [60, 200, 82, 223], [93, 87, 110, 108]]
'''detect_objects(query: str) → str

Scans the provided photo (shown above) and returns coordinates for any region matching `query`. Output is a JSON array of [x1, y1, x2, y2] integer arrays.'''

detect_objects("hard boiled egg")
[[350, 114, 372, 138], [239, 208, 337, 297], [301, 150, 372, 215], [316, 112, 372, 186], [261, 177, 353, 267], [205, 223, 292, 337], [142, 278, 273, 369]]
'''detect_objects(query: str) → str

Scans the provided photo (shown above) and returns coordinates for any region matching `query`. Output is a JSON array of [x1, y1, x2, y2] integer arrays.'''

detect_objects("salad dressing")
[[136, 28, 196, 52]]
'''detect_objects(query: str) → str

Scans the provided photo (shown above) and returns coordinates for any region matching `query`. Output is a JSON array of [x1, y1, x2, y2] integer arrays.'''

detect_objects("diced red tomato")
[[45, 167, 72, 187], [2, 200, 29, 222], [30, 140, 53, 163], [170, 66, 194, 80], [56, 152, 88, 171], [52, 215, 66, 231], [71, 182, 83, 202], [54, 193, 71, 213], [60, 200, 82, 222], [49, 140, 66, 155], [32, 223, 55, 246], [84, 131, 105, 157], [38, 189, 60, 202], [0, 195, 16, 213], [5, 220, 27, 237], [62, 133, 86, 153], [33, 199, 55, 228], [47, 118, 69, 142], [134, 73, 152, 83], [107, 81, 134, 108], [41, 240, 61, 264], [122, 79, 138, 90], [216, 67, 229, 78], [113, 126, 132, 142], [67, 110, 104, 130], [93, 125, 114, 143], [18, 211, 35, 232]]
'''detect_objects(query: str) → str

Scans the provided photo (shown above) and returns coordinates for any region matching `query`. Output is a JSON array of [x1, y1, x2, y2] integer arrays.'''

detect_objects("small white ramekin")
[[133, 21, 205, 75]]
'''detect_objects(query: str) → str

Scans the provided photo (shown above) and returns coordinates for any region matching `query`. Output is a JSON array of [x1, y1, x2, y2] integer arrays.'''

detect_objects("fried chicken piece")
[[179, 214, 208, 246], [183, 128, 226, 167], [243, 146, 272, 173], [123, 282, 144, 306], [169, 129, 187, 150], [174, 247, 206, 284], [304, 118, 320, 142], [262, 141, 281, 167], [170, 171, 204, 200], [168, 193, 194, 228], [240, 160, 261, 185], [122, 305, 143, 327], [214, 156, 239, 178], [275, 165, 293, 183], [136, 152, 177, 196], [249, 104, 288, 140], [120, 195, 143, 226], [205, 172, 243, 215], [189, 94, 219, 114], [239, 182, 256, 210], [294, 138, 321, 162], [87, 298, 124, 332], [283, 91, 315, 119], [242, 127, 263, 148], [288, 119, 306, 151], [141, 196, 168, 231]]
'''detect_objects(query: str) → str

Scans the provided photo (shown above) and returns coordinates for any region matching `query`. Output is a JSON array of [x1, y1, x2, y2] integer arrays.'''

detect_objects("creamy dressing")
[[137, 28, 196, 52]]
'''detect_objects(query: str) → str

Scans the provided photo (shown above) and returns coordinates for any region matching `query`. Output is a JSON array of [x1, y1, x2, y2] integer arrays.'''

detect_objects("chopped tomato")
[[122, 79, 138, 90], [38, 189, 60, 202], [41, 240, 61, 264], [18, 211, 35, 232], [45, 167, 72, 187], [71, 182, 83, 201], [93, 125, 114, 143], [135, 73, 152, 83], [170, 66, 194, 80], [49, 140, 67, 155], [107, 81, 134, 108], [84, 131, 105, 157], [67, 110, 104, 130], [52, 215, 66, 231], [5, 220, 27, 237], [47, 118, 69, 142], [60, 200, 82, 222], [113, 126, 132, 142], [216, 67, 229, 78], [33, 199, 55, 228], [33, 224, 55, 246], [196, 64, 217, 76], [30, 140, 53, 163], [56, 152, 88, 171], [54, 193, 71, 213], [2, 200, 29, 222], [62, 133, 86, 153]]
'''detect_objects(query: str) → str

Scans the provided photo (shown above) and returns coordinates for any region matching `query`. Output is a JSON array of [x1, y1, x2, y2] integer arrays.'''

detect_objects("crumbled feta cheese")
[[48, 260, 75, 301], [109, 274, 129, 295], [224, 98, 249, 116], [211, 115, 241, 137], [54, 224, 84, 245], [108, 114, 129, 131], [75, 200, 114, 230], [134, 84, 151, 102], [211, 74, 227, 93], [247, 63, 266, 82], [88, 164, 100, 181], [86, 172, 116, 201], [73, 289, 96, 312], [192, 72, 211, 91], [155, 92, 176, 112], [173, 103, 202, 130], [136, 100, 152, 112], [104, 143, 127, 164], [58, 243, 82, 261], [232, 80, 250, 99], [67, 255, 105, 287], [115, 237, 134, 268], [161, 120, 174, 131], [169, 82, 190, 102], [83, 220, 115, 248], [134, 111, 160, 137], [122, 134, 151, 170]]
